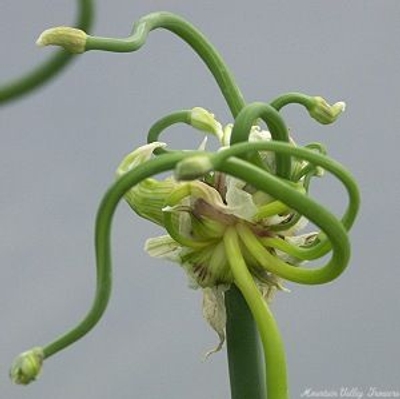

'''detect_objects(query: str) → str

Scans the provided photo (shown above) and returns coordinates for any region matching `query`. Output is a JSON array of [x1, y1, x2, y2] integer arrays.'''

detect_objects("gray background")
[[1, 1, 399, 398]]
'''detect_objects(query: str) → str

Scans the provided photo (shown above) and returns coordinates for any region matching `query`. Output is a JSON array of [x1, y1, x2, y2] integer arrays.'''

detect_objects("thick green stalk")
[[0, 0, 94, 104], [224, 227, 288, 399], [225, 286, 266, 399]]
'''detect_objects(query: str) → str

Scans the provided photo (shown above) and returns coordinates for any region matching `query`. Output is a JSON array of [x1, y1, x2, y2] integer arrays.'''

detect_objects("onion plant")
[[9, 10, 360, 399]]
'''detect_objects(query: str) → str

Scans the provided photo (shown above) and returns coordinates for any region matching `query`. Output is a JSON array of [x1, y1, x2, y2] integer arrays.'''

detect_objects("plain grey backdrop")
[[1, 1, 399, 398]]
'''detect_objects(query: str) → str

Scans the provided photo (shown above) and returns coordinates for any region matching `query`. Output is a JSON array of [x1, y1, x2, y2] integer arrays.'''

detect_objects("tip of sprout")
[[36, 27, 87, 54], [309, 97, 347, 125], [190, 107, 223, 140], [10, 347, 44, 385], [335, 101, 346, 112]]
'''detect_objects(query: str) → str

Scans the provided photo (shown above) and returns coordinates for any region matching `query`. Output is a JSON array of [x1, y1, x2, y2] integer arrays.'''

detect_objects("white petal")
[[190, 107, 223, 141], [249, 126, 271, 142], [275, 232, 318, 264], [264, 214, 288, 226], [249, 127, 277, 170], [116, 142, 166, 178], [197, 136, 208, 151], [144, 235, 182, 263], [281, 215, 309, 236], [189, 180, 226, 207], [145, 236, 201, 290], [284, 232, 318, 247], [221, 124, 233, 146], [225, 176, 258, 220]]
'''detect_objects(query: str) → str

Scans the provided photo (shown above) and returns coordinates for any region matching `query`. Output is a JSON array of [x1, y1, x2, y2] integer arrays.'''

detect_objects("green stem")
[[84, 12, 245, 117], [270, 92, 313, 111], [147, 110, 191, 154], [225, 285, 266, 399], [224, 227, 288, 399], [42, 151, 189, 358], [0, 0, 94, 104]]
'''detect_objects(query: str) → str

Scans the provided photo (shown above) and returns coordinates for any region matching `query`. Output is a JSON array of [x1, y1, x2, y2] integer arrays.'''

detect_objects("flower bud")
[[308, 96, 346, 125], [117, 142, 180, 225], [10, 347, 44, 385], [116, 142, 166, 176], [126, 177, 180, 225], [36, 27, 87, 54], [190, 107, 223, 140]]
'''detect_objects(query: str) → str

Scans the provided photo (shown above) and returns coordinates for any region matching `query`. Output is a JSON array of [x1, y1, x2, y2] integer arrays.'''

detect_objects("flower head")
[[117, 112, 318, 352]]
